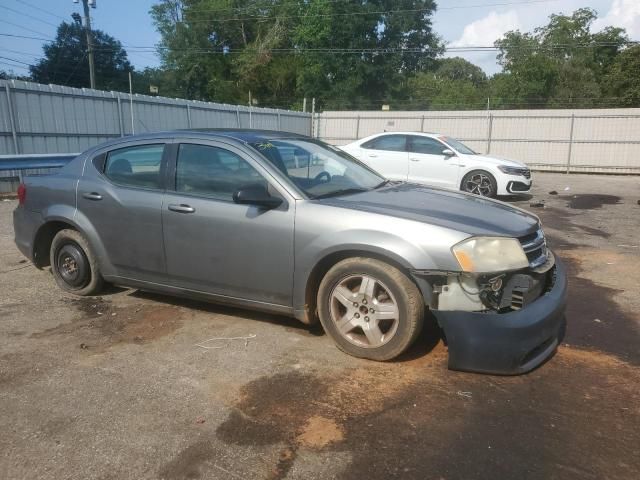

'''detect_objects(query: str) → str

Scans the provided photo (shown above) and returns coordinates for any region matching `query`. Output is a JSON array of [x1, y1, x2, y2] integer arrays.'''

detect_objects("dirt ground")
[[1, 172, 639, 480]]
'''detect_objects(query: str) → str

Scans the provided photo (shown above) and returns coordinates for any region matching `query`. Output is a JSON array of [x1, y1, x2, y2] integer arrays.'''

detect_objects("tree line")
[[3, 2, 638, 110]]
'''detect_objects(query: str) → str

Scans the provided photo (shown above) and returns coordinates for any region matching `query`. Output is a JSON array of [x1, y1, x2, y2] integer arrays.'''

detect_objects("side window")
[[408, 136, 446, 155], [361, 135, 407, 152], [176, 144, 267, 201], [104, 144, 164, 189]]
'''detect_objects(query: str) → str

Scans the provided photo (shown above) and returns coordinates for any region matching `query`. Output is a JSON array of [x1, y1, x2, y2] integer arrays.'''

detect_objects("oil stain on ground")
[[207, 345, 640, 480], [30, 297, 184, 351], [559, 194, 622, 210]]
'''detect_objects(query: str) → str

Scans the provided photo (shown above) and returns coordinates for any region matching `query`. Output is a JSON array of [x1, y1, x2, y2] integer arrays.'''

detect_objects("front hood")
[[466, 154, 527, 168], [319, 183, 539, 238]]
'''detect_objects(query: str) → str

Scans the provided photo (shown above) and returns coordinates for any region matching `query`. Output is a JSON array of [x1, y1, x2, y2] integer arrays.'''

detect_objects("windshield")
[[440, 136, 477, 155], [249, 138, 385, 199]]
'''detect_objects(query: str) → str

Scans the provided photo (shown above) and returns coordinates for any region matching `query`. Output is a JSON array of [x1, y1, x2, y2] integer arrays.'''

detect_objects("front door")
[[407, 135, 461, 189], [161, 141, 295, 307], [77, 142, 168, 282]]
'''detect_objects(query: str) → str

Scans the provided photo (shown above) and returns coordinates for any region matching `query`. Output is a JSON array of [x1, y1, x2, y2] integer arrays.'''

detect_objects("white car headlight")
[[452, 237, 529, 273]]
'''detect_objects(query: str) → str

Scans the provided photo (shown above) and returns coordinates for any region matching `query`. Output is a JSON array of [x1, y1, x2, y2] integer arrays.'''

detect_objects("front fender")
[[292, 228, 441, 316]]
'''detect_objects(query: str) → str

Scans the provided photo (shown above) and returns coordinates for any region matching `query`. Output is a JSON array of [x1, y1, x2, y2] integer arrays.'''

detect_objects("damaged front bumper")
[[416, 255, 567, 375]]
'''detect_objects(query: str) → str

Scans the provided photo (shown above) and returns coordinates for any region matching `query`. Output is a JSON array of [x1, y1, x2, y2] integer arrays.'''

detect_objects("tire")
[[50, 229, 103, 296], [461, 169, 498, 198], [317, 257, 424, 361]]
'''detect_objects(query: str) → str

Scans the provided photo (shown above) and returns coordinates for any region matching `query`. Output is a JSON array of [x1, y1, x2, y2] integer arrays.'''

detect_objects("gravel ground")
[[1, 172, 639, 480]]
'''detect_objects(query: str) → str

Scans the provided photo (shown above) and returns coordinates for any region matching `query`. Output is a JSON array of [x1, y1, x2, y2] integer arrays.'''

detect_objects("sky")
[[1, 0, 639, 78]]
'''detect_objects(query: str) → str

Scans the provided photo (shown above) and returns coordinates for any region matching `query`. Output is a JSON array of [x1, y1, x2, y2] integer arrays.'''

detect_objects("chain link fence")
[[315, 109, 640, 174]]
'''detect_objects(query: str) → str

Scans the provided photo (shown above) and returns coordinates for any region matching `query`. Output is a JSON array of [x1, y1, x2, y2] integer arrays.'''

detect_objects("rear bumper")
[[433, 259, 567, 375], [13, 206, 41, 262]]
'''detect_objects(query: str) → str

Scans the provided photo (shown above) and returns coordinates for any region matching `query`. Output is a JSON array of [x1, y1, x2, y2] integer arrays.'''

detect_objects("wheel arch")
[[296, 247, 431, 326], [34, 209, 113, 275], [32, 219, 77, 268]]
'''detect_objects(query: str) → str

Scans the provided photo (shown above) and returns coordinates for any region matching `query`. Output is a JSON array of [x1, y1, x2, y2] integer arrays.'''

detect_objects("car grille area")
[[519, 228, 548, 269]]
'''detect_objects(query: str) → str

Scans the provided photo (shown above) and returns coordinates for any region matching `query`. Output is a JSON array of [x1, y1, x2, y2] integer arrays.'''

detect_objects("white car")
[[339, 132, 532, 198]]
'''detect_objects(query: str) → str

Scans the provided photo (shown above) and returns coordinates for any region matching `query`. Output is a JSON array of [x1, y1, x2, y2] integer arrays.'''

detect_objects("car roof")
[[111, 129, 308, 145], [368, 131, 440, 137]]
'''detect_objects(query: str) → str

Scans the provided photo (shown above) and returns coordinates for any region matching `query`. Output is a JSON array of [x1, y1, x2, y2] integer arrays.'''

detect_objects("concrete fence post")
[[566, 114, 575, 174], [236, 107, 241, 127], [486, 113, 494, 154], [420, 114, 425, 133], [5, 84, 20, 155], [186, 104, 192, 128], [278, 112, 282, 131], [355, 115, 361, 140], [116, 96, 125, 137]]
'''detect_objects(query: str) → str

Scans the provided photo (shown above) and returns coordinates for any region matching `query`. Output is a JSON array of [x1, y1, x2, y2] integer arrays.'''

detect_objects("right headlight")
[[452, 236, 529, 273]]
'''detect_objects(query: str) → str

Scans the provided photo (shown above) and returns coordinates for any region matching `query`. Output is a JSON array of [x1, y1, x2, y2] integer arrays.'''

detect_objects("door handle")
[[368, 153, 378, 158], [168, 204, 195, 214], [82, 192, 102, 201], [410, 157, 421, 162]]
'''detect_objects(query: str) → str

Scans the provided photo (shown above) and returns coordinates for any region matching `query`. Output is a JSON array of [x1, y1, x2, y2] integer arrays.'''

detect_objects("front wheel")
[[461, 170, 497, 198], [50, 229, 103, 296], [317, 257, 424, 361]]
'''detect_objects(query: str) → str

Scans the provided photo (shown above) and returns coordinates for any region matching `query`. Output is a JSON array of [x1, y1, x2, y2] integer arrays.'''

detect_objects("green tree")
[[406, 57, 488, 110], [605, 45, 640, 107], [493, 8, 629, 108], [150, 0, 443, 109], [30, 14, 133, 91]]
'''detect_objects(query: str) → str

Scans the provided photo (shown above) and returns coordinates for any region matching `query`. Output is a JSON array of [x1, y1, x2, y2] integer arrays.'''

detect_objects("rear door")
[[77, 141, 168, 282], [359, 134, 409, 180], [161, 140, 295, 307], [407, 135, 460, 189]]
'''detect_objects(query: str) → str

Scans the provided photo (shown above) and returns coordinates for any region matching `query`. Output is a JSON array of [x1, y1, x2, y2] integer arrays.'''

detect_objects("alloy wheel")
[[329, 274, 400, 348], [464, 173, 493, 196]]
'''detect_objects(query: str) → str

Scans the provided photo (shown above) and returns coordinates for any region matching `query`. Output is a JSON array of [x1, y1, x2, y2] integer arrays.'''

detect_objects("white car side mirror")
[[442, 149, 456, 157]]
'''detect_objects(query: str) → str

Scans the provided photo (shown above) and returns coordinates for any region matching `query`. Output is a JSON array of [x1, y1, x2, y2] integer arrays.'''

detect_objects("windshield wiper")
[[312, 188, 368, 199], [374, 179, 391, 189]]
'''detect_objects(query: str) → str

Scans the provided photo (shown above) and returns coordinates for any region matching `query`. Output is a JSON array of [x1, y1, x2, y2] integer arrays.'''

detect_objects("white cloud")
[[593, 0, 640, 38], [450, 10, 522, 48], [447, 10, 523, 74]]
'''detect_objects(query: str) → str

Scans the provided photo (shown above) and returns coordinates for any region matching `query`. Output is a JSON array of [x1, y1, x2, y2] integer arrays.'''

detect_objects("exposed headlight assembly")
[[452, 237, 529, 273]]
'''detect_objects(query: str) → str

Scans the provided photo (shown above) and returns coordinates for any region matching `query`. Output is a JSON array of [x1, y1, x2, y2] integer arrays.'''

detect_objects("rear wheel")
[[317, 257, 424, 361], [50, 229, 103, 296], [461, 170, 497, 198]]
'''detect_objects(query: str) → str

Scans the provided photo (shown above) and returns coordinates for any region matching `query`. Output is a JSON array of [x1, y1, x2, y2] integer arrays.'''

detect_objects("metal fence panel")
[[0, 80, 311, 155], [317, 109, 640, 174]]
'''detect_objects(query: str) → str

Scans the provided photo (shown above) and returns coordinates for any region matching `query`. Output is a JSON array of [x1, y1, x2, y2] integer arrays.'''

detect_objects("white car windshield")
[[441, 136, 477, 155], [250, 139, 386, 199]]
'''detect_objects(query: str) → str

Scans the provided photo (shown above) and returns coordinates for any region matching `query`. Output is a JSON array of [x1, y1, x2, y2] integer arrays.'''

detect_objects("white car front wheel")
[[461, 170, 498, 198]]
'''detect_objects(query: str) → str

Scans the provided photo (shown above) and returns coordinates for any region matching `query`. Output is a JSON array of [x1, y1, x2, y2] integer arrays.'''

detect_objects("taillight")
[[17, 183, 26, 205]]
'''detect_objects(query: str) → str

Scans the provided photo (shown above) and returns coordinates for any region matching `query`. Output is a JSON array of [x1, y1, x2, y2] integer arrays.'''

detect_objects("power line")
[[0, 33, 52, 41], [181, 0, 560, 16], [0, 4, 59, 28], [13, 0, 67, 21], [0, 19, 54, 38], [1, 32, 634, 56]]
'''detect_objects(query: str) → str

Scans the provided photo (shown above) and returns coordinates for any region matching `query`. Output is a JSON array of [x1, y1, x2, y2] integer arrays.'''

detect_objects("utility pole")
[[77, 0, 97, 89]]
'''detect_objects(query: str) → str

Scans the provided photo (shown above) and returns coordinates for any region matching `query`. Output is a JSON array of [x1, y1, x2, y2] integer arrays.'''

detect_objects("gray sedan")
[[13, 129, 567, 374]]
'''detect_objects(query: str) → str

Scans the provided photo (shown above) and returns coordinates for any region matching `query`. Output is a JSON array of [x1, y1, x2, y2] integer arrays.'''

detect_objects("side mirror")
[[442, 149, 456, 157], [232, 184, 283, 209]]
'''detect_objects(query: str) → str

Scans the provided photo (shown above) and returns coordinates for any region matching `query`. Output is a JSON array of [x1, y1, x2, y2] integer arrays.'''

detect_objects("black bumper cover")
[[433, 259, 567, 375]]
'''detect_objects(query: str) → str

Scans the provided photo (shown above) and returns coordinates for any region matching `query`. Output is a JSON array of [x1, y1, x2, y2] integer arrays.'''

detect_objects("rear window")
[[104, 144, 164, 189]]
